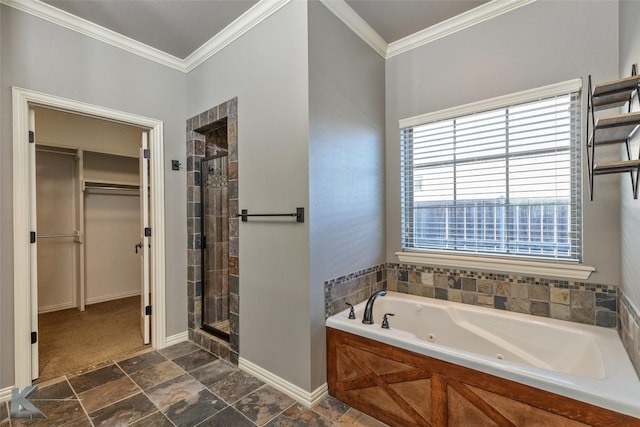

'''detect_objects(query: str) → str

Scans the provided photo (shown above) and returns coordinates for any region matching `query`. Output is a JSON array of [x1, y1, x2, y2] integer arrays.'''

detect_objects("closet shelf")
[[592, 75, 640, 111]]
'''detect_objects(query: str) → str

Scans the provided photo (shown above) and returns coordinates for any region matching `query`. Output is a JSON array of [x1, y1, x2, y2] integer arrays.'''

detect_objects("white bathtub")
[[325, 291, 640, 418]]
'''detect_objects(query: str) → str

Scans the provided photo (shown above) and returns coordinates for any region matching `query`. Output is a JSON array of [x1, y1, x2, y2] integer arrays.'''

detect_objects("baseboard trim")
[[165, 331, 189, 347], [85, 290, 140, 306], [0, 385, 13, 403], [38, 302, 75, 314], [238, 358, 328, 408]]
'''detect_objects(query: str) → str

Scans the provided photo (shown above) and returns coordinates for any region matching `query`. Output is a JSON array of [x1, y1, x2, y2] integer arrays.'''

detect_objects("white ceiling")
[[41, 0, 489, 60]]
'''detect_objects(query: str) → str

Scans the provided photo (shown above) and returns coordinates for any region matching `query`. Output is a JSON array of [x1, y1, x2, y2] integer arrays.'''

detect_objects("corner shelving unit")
[[587, 65, 640, 199]]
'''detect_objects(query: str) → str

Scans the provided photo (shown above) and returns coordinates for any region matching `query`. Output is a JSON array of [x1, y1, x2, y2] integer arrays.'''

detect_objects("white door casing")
[[12, 87, 166, 387], [28, 108, 39, 380], [140, 132, 150, 345]]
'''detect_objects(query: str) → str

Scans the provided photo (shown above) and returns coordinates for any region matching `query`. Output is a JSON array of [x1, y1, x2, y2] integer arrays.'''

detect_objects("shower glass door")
[[201, 156, 230, 340]]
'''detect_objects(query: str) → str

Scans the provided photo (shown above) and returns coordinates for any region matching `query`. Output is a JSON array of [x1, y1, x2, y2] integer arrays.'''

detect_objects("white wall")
[[0, 4, 187, 388], [186, 1, 312, 390], [308, 1, 385, 389], [385, 0, 621, 285], [620, 0, 640, 308]]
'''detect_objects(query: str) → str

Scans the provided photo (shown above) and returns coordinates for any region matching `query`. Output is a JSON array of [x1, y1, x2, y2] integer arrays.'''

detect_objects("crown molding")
[[386, 0, 536, 58], [0, 0, 186, 72], [319, 0, 387, 58], [184, 0, 292, 72]]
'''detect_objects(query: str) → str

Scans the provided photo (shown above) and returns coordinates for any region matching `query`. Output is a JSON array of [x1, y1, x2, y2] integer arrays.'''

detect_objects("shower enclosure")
[[201, 149, 230, 340]]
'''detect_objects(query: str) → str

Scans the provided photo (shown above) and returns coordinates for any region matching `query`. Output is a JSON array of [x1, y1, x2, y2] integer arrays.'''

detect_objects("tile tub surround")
[[187, 98, 239, 365], [619, 288, 640, 378], [325, 263, 618, 329], [2, 343, 386, 426]]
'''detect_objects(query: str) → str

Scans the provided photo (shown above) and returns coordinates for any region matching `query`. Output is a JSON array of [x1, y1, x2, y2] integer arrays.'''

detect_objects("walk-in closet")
[[34, 107, 149, 380]]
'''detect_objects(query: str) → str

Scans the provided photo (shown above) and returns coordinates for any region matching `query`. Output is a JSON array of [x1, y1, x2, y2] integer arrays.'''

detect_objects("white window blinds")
[[401, 84, 582, 262]]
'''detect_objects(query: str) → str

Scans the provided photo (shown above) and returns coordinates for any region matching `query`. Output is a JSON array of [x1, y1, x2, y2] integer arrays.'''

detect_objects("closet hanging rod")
[[37, 233, 77, 239], [35, 148, 77, 156], [237, 208, 304, 223]]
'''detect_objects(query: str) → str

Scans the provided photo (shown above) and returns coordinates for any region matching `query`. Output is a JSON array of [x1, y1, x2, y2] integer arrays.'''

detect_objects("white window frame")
[[397, 79, 594, 280]]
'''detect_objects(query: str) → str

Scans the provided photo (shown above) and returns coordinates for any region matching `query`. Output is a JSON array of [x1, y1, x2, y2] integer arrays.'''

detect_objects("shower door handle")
[[135, 242, 143, 254]]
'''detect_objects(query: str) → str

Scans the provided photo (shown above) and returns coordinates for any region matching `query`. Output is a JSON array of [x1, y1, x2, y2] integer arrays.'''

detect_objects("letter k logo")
[[10, 386, 46, 419]]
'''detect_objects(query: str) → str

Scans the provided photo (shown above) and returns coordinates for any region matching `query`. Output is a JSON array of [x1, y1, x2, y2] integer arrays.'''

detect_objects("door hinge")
[[28, 131, 35, 143], [30, 231, 36, 244], [31, 331, 37, 344], [143, 149, 150, 159], [145, 306, 152, 316], [144, 227, 151, 237]]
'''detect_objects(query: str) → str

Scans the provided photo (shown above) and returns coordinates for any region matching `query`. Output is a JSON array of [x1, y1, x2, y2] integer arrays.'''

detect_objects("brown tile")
[[31, 379, 75, 400], [529, 285, 550, 301], [311, 395, 350, 422], [550, 303, 571, 320], [493, 281, 510, 297], [129, 360, 185, 390], [118, 351, 167, 375], [172, 349, 217, 372], [530, 301, 550, 317], [339, 408, 389, 426], [89, 393, 156, 426], [477, 279, 495, 294], [267, 403, 335, 427], [550, 288, 570, 305], [159, 341, 201, 360], [461, 277, 476, 292], [209, 370, 264, 404], [199, 406, 255, 427], [79, 375, 140, 414], [571, 290, 595, 309], [509, 283, 529, 299], [129, 411, 174, 427], [505, 298, 530, 314], [163, 389, 227, 427], [146, 373, 205, 409], [233, 385, 295, 426], [68, 364, 125, 394], [12, 399, 85, 426], [62, 416, 93, 427], [190, 359, 238, 388], [571, 308, 595, 325]]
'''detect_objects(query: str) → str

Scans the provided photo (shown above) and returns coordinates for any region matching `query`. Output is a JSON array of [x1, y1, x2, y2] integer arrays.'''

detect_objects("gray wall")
[[308, 1, 385, 389], [385, 0, 621, 285], [0, 5, 188, 388], [186, 1, 313, 390], [620, 0, 640, 308]]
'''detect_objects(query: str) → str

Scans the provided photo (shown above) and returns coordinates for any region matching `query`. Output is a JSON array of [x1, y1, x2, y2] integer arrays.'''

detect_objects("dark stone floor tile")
[[190, 359, 237, 388], [61, 416, 93, 427], [266, 403, 335, 427], [129, 360, 185, 390], [129, 411, 174, 427], [12, 399, 85, 426], [68, 364, 124, 394], [311, 395, 350, 422], [0, 402, 9, 426], [172, 349, 217, 372], [234, 386, 295, 426], [118, 351, 167, 375], [199, 406, 255, 427], [79, 375, 139, 414], [30, 379, 76, 400], [163, 389, 227, 427], [89, 392, 156, 426], [159, 341, 201, 360], [146, 373, 205, 409], [209, 370, 264, 404]]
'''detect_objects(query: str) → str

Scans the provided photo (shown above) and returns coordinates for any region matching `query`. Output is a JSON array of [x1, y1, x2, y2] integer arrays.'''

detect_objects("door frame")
[[12, 86, 167, 387]]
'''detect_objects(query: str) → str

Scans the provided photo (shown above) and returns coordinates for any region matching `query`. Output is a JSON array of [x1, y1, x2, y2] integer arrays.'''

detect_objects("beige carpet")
[[38, 296, 148, 381]]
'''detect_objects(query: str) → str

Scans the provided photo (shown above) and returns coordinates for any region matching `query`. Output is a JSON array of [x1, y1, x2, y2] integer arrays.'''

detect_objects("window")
[[400, 81, 582, 262]]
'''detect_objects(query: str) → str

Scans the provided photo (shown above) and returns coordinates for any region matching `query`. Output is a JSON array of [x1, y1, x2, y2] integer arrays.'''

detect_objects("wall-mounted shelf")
[[587, 65, 640, 199]]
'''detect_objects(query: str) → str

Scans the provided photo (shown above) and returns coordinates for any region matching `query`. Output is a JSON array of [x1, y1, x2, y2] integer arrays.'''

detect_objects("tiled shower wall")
[[186, 98, 239, 364]]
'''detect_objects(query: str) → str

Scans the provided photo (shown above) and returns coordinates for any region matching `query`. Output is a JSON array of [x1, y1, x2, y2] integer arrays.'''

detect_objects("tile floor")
[[1, 341, 388, 426]]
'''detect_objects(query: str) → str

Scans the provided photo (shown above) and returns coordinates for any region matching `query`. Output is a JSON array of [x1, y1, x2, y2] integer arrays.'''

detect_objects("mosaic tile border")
[[324, 263, 618, 329], [618, 289, 640, 378], [186, 98, 239, 365]]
